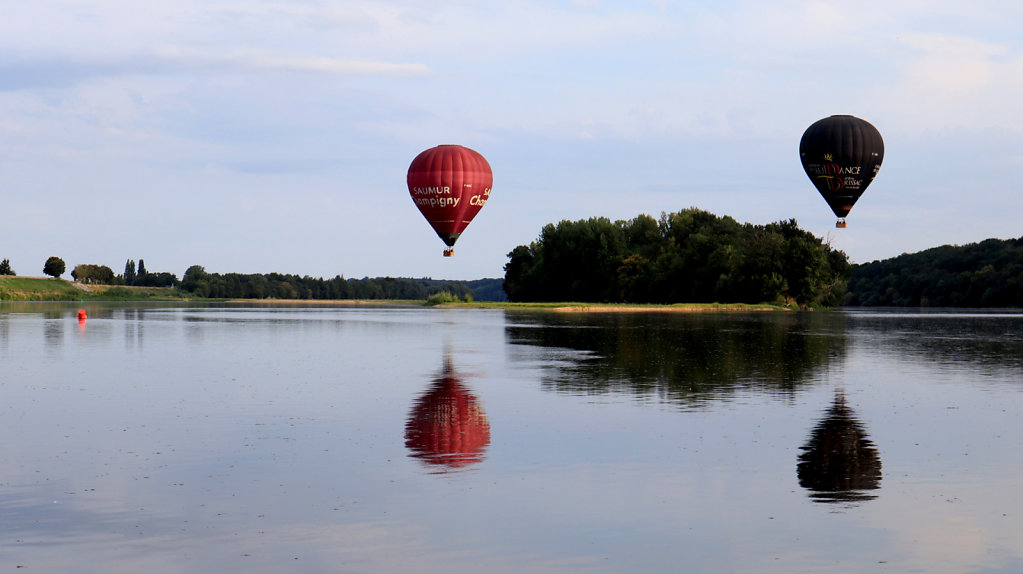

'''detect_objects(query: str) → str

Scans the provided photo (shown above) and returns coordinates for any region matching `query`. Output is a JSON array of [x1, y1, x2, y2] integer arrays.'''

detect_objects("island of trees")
[[503, 208, 850, 308]]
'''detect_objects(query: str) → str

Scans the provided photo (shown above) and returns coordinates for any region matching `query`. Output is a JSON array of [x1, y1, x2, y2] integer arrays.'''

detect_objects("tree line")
[[70, 259, 179, 287], [503, 208, 851, 307], [60, 259, 175, 286], [0, 256, 179, 287], [179, 265, 475, 300], [844, 237, 1023, 307], [1, 254, 501, 301]]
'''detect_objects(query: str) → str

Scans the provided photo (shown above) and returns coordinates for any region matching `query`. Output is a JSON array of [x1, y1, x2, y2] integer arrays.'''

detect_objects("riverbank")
[[0, 276, 186, 301], [2, 276, 791, 311]]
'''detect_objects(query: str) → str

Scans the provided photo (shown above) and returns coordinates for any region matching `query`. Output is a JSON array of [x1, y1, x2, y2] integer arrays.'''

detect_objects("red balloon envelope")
[[407, 145, 493, 256]]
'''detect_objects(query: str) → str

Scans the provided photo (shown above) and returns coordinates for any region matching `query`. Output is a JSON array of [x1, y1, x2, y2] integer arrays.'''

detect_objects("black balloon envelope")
[[799, 115, 884, 228]]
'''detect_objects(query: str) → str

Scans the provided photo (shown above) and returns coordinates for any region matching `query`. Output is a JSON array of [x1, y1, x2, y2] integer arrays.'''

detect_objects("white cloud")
[[880, 33, 1023, 131], [900, 33, 1006, 92], [150, 47, 433, 77]]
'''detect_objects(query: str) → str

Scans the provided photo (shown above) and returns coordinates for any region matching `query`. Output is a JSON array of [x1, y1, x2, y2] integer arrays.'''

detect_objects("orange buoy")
[[77, 309, 87, 320]]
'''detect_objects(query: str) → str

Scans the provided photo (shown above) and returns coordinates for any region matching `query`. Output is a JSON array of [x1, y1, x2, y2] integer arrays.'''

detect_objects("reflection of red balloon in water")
[[407, 145, 493, 257], [405, 357, 490, 471]]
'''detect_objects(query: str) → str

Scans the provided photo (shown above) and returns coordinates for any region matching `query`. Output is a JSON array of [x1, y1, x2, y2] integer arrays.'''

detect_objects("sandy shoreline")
[[546, 304, 785, 313], [225, 299, 420, 306], [222, 300, 788, 312]]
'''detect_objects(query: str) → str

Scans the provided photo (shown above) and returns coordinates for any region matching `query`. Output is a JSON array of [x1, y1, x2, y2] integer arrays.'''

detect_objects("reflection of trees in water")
[[405, 355, 490, 473], [505, 312, 847, 406], [797, 392, 882, 504], [849, 312, 1023, 374]]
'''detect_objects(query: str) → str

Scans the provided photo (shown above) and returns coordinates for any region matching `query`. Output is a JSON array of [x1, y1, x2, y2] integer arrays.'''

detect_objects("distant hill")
[[463, 278, 507, 301], [423, 278, 507, 301], [846, 237, 1023, 307]]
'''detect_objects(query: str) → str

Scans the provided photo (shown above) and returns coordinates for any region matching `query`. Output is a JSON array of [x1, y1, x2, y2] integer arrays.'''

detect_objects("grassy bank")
[[0, 276, 187, 301]]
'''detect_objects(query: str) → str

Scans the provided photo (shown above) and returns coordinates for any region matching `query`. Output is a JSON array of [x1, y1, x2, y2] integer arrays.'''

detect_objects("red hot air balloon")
[[799, 115, 884, 228], [407, 145, 493, 256]]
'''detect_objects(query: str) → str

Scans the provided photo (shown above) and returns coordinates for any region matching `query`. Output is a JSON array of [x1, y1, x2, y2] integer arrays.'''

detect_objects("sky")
[[2, 1, 1023, 280]]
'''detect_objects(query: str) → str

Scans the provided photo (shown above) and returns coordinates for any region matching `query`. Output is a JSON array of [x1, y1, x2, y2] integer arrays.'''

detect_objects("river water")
[[1, 303, 1022, 573]]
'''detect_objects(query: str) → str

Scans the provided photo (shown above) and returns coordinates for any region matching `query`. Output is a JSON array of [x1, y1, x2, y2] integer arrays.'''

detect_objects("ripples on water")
[[2, 303, 1023, 572]]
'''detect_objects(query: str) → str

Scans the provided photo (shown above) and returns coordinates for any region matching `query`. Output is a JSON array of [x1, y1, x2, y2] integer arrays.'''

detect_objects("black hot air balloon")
[[799, 115, 884, 228]]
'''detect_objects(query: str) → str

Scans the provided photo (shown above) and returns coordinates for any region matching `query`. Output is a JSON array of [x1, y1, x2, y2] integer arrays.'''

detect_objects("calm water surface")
[[1, 303, 1022, 573]]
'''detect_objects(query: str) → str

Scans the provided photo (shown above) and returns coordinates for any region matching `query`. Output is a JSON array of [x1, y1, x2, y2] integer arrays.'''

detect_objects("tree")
[[181, 265, 210, 296], [137, 259, 147, 279], [124, 259, 137, 285], [0, 258, 14, 276], [134, 271, 179, 288], [503, 245, 539, 302], [72, 264, 115, 284], [43, 256, 66, 279]]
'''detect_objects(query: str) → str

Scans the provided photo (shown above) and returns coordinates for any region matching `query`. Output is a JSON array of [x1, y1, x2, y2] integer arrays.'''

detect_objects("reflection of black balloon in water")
[[797, 392, 882, 503], [405, 355, 490, 471]]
